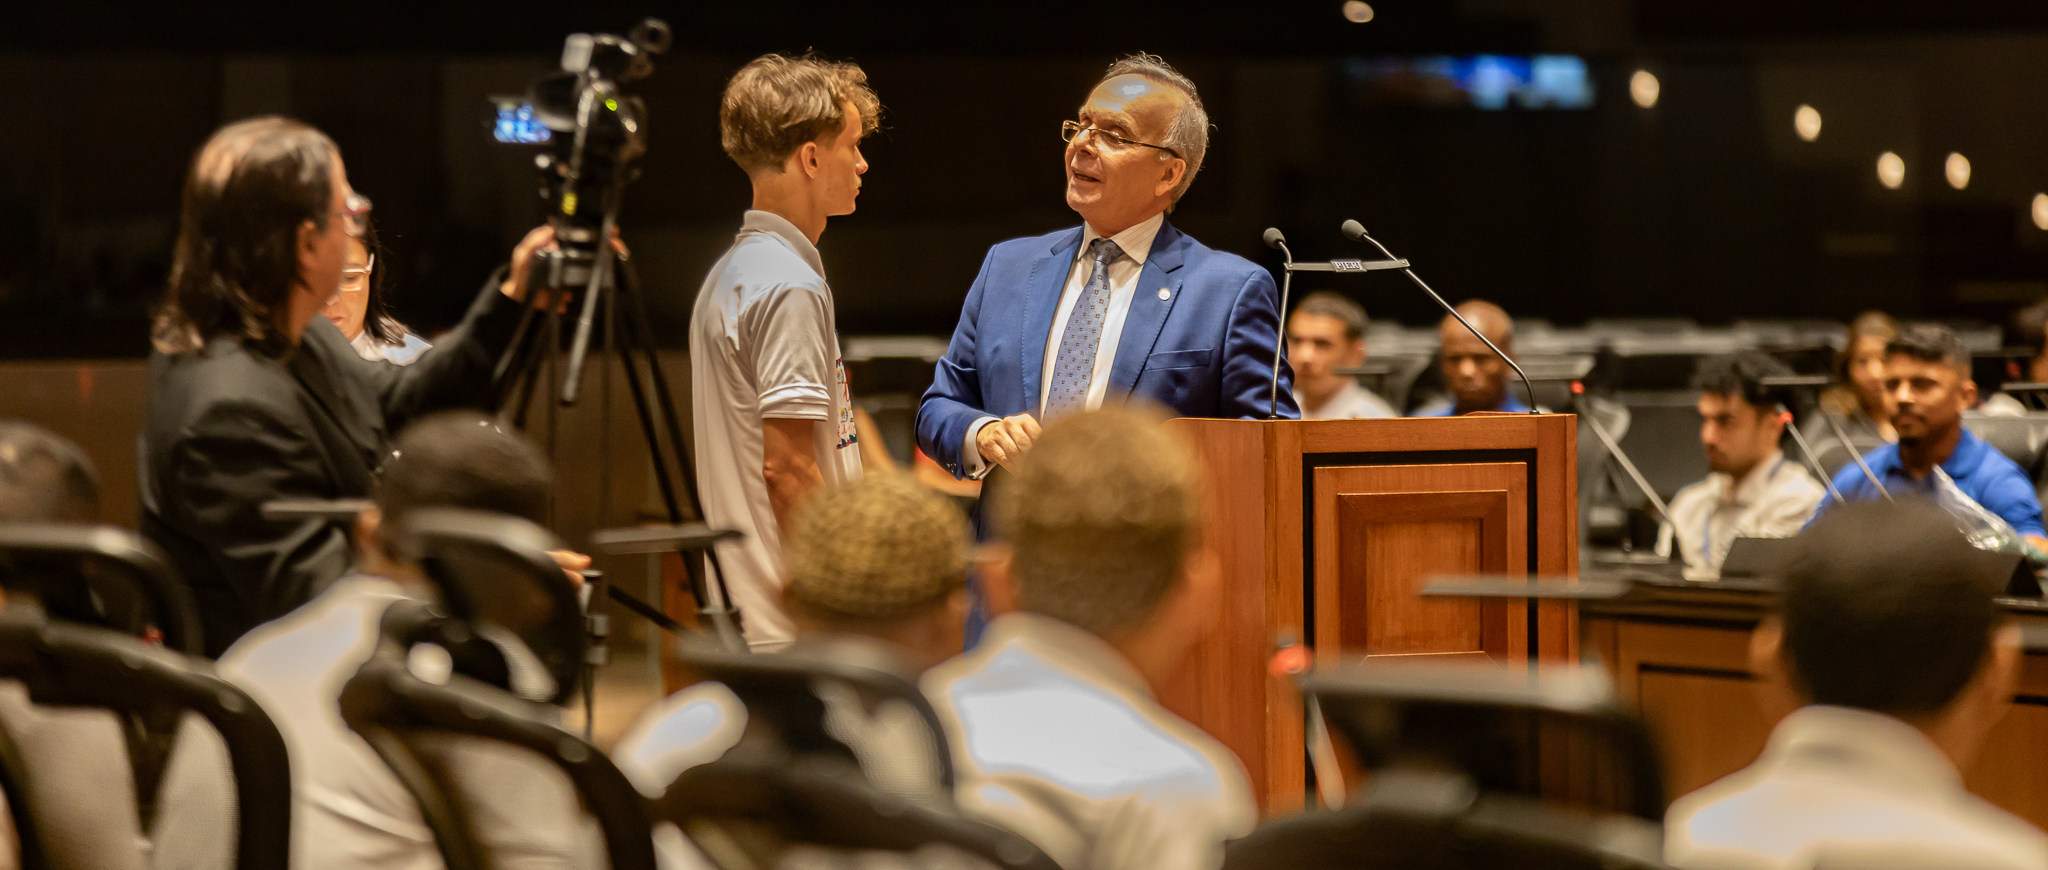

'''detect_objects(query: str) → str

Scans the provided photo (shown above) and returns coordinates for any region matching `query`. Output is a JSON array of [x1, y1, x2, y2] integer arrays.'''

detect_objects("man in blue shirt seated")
[[1410, 299, 1534, 416], [1813, 322, 2048, 549]]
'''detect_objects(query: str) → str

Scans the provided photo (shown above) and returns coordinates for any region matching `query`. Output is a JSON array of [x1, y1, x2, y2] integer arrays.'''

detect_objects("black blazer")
[[140, 277, 526, 656]]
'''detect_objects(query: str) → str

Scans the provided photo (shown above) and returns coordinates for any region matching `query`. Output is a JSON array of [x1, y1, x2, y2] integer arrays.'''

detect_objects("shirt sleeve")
[[739, 284, 836, 421]]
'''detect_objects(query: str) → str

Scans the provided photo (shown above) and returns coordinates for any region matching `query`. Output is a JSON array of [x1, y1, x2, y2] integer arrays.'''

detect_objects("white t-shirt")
[[1296, 380, 1398, 420], [690, 210, 863, 651]]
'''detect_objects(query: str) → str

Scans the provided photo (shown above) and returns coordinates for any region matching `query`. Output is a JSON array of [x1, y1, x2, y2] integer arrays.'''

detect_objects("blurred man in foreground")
[[1288, 291, 1396, 420], [1810, 323, 2048, 551], [1411, 299, 1529, 416], [1667, 500, 2047, 869], [154, 412, 597, 870], [692, 54, 879, 651], [924, 406, 1254, 870], [1657, 353, 1825, 579], [611, 472, 971, 869]]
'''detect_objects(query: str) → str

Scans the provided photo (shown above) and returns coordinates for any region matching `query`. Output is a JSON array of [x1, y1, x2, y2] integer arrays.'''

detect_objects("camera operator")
[[141, 115, 559, 656]]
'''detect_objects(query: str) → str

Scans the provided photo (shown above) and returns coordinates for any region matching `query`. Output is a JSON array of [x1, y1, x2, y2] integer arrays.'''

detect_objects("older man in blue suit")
[[918, 54, 1295, 487]]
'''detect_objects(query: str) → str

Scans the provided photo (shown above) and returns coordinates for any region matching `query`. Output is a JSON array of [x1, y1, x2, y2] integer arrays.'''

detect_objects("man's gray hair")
[[1100, 53, 1208, 208]]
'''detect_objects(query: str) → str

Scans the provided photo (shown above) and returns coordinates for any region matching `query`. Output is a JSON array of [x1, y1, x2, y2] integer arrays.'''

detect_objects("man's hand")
[[548, 549, 593, 587], [976, 413, 1042, 472]]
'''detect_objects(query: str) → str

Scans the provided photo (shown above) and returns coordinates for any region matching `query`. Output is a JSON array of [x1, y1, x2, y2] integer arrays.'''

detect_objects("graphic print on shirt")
[[835, 356, 859, 450]]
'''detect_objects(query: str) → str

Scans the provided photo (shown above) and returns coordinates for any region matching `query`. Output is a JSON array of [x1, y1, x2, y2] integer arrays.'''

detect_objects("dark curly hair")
[[1691, 350, 1794, 412], [153, 116, 338, 358]]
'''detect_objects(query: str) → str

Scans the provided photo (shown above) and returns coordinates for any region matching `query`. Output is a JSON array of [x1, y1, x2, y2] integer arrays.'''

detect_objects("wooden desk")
[[1585, 581, 2048, 827]]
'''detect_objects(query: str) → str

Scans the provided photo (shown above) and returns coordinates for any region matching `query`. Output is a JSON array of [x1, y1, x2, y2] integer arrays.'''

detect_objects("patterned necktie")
[[1045, 238, 1124, 418]]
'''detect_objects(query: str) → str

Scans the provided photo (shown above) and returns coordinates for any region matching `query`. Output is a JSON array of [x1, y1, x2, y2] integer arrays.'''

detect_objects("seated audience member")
[[1411, 299, 1532, 416], [322, 221, 430, 365], [0, 422, 150, 870], [1656, 353, 1825, 579], [1667, 500, 2048, 870], [1983, 298, 2048, 416], [152, 411, 598, 870], [610, 471, 970, 869], [1811, 323, 2048, 550], [924, 405, 1255, 870], [1287, 292, 1396, 420], [1806, 310, 1899, 444]]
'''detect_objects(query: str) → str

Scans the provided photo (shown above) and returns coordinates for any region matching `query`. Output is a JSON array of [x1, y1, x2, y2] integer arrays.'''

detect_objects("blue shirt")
[[1814, 428, 2047, 539], [1411, 391, 1533, 417]]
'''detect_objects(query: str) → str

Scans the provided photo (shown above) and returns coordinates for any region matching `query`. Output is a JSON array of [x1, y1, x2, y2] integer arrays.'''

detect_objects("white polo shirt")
[[1296, 381, 1398, 420], [690, 210, 864, 650], [1656, 450, 1824, 580]]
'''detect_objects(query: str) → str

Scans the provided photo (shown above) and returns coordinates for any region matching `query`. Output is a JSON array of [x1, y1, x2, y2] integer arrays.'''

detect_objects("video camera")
[[499, 18, 671, 293]]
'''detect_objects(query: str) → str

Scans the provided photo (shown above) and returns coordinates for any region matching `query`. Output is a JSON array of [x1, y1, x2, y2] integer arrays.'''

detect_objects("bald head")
[[1439, 300, 1516, 414]]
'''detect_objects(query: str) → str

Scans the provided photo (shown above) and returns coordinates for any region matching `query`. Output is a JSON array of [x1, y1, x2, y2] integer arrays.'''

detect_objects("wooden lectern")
[[1160, 414, 1580, 812]]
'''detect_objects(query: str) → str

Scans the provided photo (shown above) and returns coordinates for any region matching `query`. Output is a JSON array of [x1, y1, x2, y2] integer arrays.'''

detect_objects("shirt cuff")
[[962, 416, 1000, 480], [759, 384, 832, 421]]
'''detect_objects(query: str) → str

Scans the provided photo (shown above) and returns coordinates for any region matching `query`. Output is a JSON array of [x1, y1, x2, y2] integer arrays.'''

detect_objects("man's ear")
[[1749, 615, 1802, 723], [1979, 620, 2022, 715], [977, 544, 1019, 617], [1152, 158, 1186, 199], [294, 219, 322, 290], [1961, 377, 1981, 409], [797, 140, 822, 179], [353, 506, 385, 566]]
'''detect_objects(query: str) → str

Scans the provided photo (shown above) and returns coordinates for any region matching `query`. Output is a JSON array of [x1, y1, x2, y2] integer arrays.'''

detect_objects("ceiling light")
[[1342, 1, 1374, 23], [1793, 104, 1821, 142], [1630, 70, 1660, 109], [1877, 152, 1905, 190], [1945, 152, 1971, 190], [2031, 194, 2048, 231]]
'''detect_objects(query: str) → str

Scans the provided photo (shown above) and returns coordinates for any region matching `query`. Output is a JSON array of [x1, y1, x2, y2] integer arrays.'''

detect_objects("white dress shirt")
[[960, 212, 1166, 478], [1666, 705, 2048, 870], [1656, 450, 1825, 580], [1296, 380, 1398, 420], [922, 612, 1256, 870]]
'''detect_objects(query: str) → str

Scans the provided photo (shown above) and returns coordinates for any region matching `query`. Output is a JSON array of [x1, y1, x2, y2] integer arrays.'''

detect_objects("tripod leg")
[[616, 259, 709, 513]]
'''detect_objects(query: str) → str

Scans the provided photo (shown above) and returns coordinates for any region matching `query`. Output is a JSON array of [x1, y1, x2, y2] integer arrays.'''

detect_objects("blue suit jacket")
[[917, 219, 1298, 476]]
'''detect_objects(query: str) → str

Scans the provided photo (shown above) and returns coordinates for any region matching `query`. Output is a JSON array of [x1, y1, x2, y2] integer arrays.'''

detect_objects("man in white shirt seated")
[[152, 411, 599, 870], [923, 405, 1256, 870], [1665, 500, 2048, 870], [1656, 352, 1826, 579], [610, 472, 970, 868], [1288, 292, 1397, 420]]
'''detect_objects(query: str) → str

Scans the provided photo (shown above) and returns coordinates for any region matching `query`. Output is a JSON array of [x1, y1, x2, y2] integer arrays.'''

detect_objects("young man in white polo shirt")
[[1656, 352, 1825, 579], [692, 54, 879, 651]]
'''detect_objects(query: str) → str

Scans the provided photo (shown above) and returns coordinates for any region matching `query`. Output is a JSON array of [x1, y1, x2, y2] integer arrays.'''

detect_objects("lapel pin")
[[1157, 287, 1172, 301]]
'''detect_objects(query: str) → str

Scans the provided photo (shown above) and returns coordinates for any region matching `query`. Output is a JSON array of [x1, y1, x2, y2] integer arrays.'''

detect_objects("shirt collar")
[[1715, 450, 1789, 506], [741, 209, 826, 281], [1871, 428, 1987, 481], [1078, 211, 1166, 268], [1759, 705, 1962, 794], [981, 611, 1153, 698]]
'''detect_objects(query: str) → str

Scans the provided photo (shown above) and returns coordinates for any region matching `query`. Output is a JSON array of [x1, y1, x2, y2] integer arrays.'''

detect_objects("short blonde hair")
[[720, 53, 881, 174], [785, 473, 968, 623], [999, 405, 1203, 637]]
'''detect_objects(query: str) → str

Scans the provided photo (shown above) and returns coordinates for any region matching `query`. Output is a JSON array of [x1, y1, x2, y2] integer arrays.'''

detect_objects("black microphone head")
[[1340, 219, 1368, 241], [1262, 227, 1287, 250]]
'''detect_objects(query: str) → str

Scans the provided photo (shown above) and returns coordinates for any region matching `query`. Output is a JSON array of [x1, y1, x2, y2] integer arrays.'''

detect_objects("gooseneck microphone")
[[1263, 228, 1295, 419], [1339, 219, 1538, 414]]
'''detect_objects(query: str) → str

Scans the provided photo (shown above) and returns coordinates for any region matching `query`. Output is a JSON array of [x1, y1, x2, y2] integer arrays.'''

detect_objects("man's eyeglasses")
[[1060, 120, 1180, 160], [327, 253, 374, 307], [335, 193, 373, 239]]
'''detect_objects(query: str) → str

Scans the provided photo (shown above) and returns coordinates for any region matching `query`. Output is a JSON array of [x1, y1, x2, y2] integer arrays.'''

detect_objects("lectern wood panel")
[[1312, 464, 1528, 664]]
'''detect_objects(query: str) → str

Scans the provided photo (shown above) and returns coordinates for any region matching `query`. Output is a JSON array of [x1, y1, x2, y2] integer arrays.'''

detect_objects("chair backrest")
[[0, 523, 202, 655], [1963, 412, 2048, 475], [340, 597, 655, 870], [656, 751, 1061, 870], [0, 602, 290, 870]]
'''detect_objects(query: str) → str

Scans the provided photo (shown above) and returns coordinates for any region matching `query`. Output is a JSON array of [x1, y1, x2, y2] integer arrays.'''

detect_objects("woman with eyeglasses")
[[321, 221, 430, 365]]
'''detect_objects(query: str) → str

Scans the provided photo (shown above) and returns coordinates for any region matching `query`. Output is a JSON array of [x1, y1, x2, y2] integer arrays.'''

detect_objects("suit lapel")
[[1106, 220, 1190, 399], [1019, 228, 1085, 416]]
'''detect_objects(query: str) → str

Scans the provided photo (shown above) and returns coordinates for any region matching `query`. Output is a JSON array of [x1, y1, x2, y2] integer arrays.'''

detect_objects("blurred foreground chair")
[[1225, 661, 1671, 870], [0, 524, 287, 870]]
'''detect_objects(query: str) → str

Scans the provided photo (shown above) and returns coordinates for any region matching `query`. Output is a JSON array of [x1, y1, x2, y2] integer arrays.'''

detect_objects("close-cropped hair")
[[720, 53, 881, 174], [998, 404, 1202, 637], [1294, 291, 1368, 343], [784, 472, 969, 624], [0, 421, 99, 524], [1886, 322, 1973, 375], [1100, 53, 1208, 207], [154, 116, 339, 358], [1780, 501, 2007, 718], [1691, 351, 1793, 414], [375, 411, 553, 554]]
